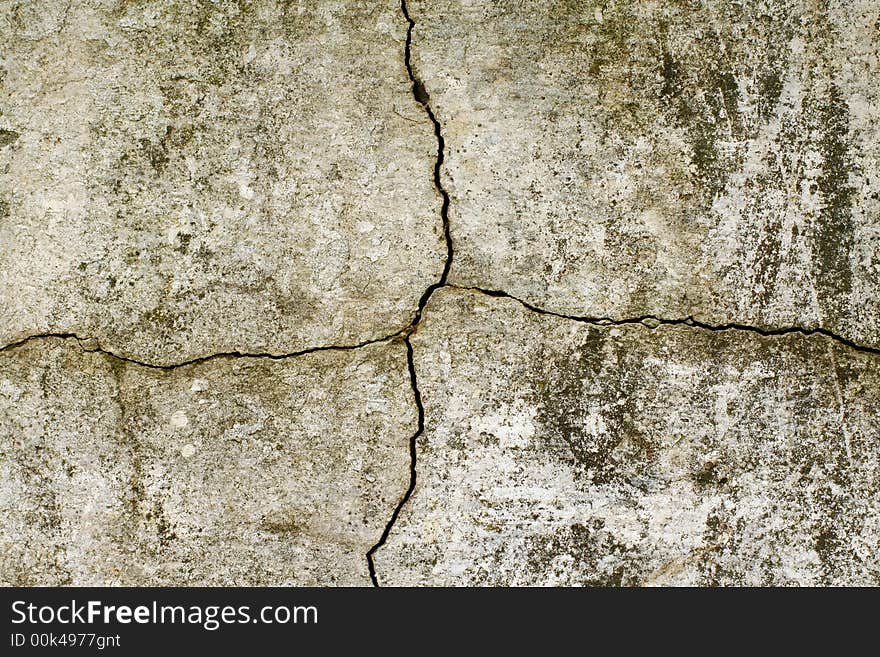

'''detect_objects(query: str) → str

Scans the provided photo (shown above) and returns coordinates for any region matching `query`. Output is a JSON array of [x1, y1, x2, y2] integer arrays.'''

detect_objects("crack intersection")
[[2, 0, 878, 589], [363, 0, 880, 586], [365, 0, 454, 587]]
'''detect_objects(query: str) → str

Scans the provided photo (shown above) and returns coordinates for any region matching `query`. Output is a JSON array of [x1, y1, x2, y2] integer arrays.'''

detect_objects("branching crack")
[[369, 0, 880, 586], [3, 0, 877, 589]]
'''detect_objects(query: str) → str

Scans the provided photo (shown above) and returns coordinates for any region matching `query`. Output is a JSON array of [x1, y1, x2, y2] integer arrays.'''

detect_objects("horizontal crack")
[[450, 284, 880, 357], [0, 330, 404, 370], [9, 0, 872, 591]]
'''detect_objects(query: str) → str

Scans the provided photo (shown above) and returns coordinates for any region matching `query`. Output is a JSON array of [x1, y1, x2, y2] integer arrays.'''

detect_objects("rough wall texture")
[[0, 337, 413, 585], [375, 289, 880, 585], [0, 0, 443, 364], [416, 0, 880, 347], [1, 0, 879, 586]]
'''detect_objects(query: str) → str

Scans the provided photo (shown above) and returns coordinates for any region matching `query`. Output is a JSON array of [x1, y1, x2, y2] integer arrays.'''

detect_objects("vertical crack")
[[366, 336, 422, 586], [403, 0, 453, 327], [366, 0, 453, 586]]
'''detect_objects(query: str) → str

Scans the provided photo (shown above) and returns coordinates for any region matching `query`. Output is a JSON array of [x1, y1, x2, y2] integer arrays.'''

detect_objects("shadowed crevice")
[[401, 0, 453, 330], [365, 0, 454, 587], [366, 336, 421, 586], [452, 285, 880, 357], [0, 331, 403, 370], [364, 0, 880, 587]]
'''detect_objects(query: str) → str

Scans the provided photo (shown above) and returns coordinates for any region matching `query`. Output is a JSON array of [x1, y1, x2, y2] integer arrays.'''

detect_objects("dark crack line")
[[403, 0, 453, 329], [0, 331, 403, 370], [368, 277, 880, 582], [368, 0, 879, 586], [1, 1, 453, 376], [5, 0, 875, 588], [451, 285, 880, 357], [366, 0, 454, 587], [367, 336, 421, 586]]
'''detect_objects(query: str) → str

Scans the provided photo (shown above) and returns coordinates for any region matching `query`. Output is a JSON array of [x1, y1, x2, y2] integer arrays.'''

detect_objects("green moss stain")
[[0, 129, 19, 148], [142, 306, 184, 336], [525, 520, 636, 586], [658, 36, 751, 199], [698, 505, 746, 586], [745, 79, 858, 315], [757, 69, 784, 119], [810, 83, 856, 316], [260, 511, 306, 536], [529, 329, 653, 484], [809, 483, 865, 585], [570, 1, 795, 201], [175, 232, 192, 254]]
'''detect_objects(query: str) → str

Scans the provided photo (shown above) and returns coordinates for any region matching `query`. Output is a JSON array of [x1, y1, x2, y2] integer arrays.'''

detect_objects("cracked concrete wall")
[[410, 0, 880, 346], [1, 337, 413, 585], [2, 0, 879, 586], [0, 0, 444, 364], [375, 289, 880, 585]]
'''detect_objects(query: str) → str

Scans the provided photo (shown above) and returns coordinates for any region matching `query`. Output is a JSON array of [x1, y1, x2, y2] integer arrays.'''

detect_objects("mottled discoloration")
[[0, 338, 414, 585], [728, 73, 860, 330], [0, 129, 19, 147], [409, 0, 880, 346], [2, 0, 879, 589], [376, 290, 880, 586], [0, 0, 443, 364], [533, 332, 654, 484]]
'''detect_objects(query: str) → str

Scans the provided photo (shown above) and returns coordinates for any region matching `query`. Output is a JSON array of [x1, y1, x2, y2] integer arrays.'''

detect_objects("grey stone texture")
[[409, 0, 880, 347], [0, 0, 443, 364], [0, 337, 413, 585], [2, 0, 880, 586], [375, 289, 880, 586]]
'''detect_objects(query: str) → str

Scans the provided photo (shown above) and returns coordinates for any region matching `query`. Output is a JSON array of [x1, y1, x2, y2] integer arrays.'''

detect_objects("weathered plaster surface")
[[0, 0, 443, 364], [2, 0, 879, 586], [376, 289, 880, 586], [408, 0, 880, 347], [0, 337, 413, 585]]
